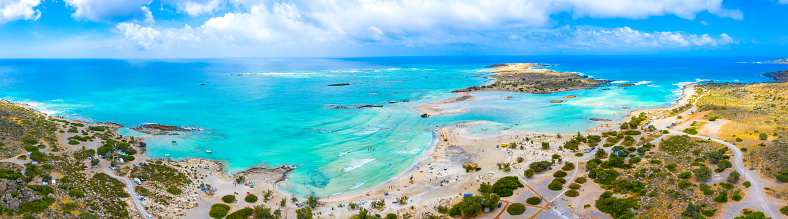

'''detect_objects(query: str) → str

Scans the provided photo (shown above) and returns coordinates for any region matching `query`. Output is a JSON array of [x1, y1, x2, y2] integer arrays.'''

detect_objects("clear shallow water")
[[0, 56, 785, 197]]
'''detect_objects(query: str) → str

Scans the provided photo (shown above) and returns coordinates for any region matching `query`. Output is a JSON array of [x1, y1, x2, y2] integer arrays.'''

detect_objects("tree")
[[479, 183, 493, 194], [492, 176, 524, 197], [716, 159, 732, 172], [296, 207, 313, 219], [524, 169, 535, 178], [306, 196, 320, 208], [595, 149, 608, 159], [542, 142, 550, 149], [280, 198, 287, 207], [607, 154, 624, 167], [682, 202, 699, 217], [553, 171, 568, 178], [707, 151, 724, 164], [620, 123, 629, 129], [678, 172, 692, 179], [595, 191, 639, 218], [529, 161, 552, 172], [90, 159, 99, 166], [693, 166, 712, 181], [759, 133, 768, 140], [448, 193, 500, 217]]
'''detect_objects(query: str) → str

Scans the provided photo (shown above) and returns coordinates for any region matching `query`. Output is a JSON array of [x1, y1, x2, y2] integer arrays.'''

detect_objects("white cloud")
[[545, 26, 735, 48], [0, 0, 41, 24], [65, 0, 152, 22], [115, 0, 742, 54], [163, 0, 223, 16], [781, 0, 788, 4]]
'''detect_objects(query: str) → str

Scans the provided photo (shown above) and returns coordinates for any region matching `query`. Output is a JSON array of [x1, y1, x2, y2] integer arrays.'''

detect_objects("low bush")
[[166, 186, 182, 195], [507, 203, 526, 215], [526, 197, 542, 205], [565, 190, 579, 197], [209, 203, 231, 219], [245, 194, 258, 203], [222, 195, 236, 203]]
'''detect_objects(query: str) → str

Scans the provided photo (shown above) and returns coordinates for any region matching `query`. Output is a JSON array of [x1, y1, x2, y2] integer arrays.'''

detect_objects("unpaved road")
[[651, 133, 776, 218]]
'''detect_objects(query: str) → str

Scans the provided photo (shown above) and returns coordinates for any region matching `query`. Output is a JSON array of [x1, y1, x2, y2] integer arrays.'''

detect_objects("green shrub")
[[568, 183, 581, 190], [225, 207, 253, 219], [553, 171, 568, 178], [17, 155, 26, 160], [732, 191, 742, 201], [629, 157, 641, 164], [565, 190, 580, 197], [678, 172, 691, 179], [506, 203, 526, 215], [780, 206, 788, 216], [548, 181, 563, 191], [209, 203, 231, 219], [574, 177, 587, 184], [713, 192, 727, 203], [702, 209, 717, 217], [529, 161, 552, 172], [245, 194, 258, 203], [562, 163, 575, 171], [524, 169, 535, 178], [167, 186, 182, 195], [743, 181, 751, 188], [69, 189, 85, 198], [526, 197, 541, 205], [23, 145, 39, 152], [491, 176, 523, 197], [386, 213, 397, 219], [222, 195, 236, 203]]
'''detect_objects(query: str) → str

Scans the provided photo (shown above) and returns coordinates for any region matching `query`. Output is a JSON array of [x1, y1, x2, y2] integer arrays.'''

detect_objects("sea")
[[0, 56, 785, 197]]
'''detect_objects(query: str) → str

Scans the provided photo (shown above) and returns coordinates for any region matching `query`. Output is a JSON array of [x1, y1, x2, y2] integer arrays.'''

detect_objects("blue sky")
[[0, 0, 786, 58]]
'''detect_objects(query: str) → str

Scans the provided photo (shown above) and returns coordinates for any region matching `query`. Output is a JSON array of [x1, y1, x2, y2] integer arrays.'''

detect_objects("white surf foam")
[[343, 158, 376, 172]]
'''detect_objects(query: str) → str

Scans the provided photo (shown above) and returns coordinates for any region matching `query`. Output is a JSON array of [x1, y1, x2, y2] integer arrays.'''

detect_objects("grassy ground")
[[696, 82, 788, 178]]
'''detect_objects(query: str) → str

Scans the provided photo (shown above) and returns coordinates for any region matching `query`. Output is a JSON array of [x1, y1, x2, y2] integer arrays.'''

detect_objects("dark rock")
[[421, 114, 429, 118], [356, 105, 383, 109]]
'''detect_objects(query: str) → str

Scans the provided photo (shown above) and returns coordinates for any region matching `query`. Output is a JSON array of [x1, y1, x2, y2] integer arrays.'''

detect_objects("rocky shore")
[[132, 123, 192, 135]]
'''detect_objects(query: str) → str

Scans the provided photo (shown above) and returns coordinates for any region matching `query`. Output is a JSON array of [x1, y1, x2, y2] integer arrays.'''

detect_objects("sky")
[[0, 0, 786, 58]]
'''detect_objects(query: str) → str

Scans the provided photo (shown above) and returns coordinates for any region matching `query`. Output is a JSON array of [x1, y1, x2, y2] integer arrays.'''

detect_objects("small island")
[[453, 63, 610, 94], [763, 58, 788, 64]]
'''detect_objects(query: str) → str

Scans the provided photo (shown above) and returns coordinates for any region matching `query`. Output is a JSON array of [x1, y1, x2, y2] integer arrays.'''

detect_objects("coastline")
[[0, 66, 711, 218]]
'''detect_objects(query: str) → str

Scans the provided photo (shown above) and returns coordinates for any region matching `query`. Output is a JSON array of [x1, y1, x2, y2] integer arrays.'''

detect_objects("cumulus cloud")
[[163, 0, 223, 16], [513, 26, 734, 50], [65, 0, 152, 22], [116, 0, 741, 52], [0, 0, 41, 24]]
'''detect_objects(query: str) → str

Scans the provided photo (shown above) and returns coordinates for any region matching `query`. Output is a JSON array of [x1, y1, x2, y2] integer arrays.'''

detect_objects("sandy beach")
[[413, 92, 477, 116]]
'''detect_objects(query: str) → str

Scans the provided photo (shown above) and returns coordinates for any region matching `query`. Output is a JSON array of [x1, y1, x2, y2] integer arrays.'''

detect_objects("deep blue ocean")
[[1, 56, 785, 197]]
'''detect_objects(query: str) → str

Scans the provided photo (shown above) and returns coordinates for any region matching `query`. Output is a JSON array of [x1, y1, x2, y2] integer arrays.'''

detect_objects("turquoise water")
[[0, 56, 785, 197]]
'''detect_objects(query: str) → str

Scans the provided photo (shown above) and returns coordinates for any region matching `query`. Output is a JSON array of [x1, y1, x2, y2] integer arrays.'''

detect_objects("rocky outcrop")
[[236, 165, 295, 184], [132, 123, 194, 135], [764, 70, 788, 82], [0, 179, 42, 212]]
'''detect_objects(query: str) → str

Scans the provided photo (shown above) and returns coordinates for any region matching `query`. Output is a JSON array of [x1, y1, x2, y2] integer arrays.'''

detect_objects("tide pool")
[[0, 56, 785, 197]]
